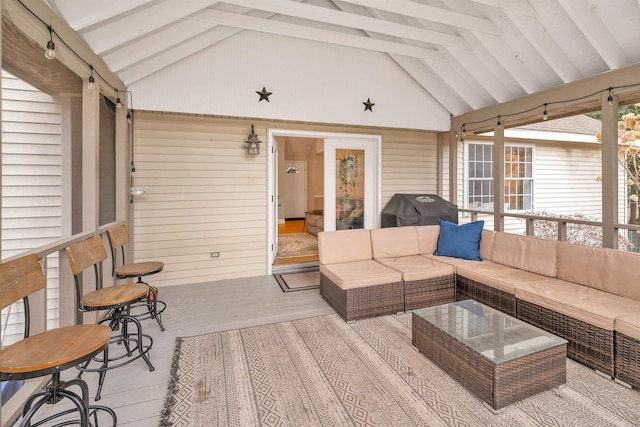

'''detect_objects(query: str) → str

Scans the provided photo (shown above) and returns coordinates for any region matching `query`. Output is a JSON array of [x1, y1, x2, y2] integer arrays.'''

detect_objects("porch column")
[[448, 130, 457, 203], [601, 91, 619, 249], [493, 118, 505, 232]]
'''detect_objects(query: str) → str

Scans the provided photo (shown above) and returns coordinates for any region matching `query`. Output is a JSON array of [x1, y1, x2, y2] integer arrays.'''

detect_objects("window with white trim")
[[466, 142, 534, 211]]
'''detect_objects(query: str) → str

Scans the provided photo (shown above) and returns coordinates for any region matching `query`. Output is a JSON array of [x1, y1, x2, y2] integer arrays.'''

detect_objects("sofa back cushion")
[[318, 229, 372, 265], [491, 232, 558, 277], [371, 226, 420, 259], [479, 229, 495, 261], [557, 242, 640, 300], [416, 225, 440, 254]]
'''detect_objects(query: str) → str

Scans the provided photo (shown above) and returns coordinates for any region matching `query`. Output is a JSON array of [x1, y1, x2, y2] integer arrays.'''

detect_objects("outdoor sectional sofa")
[[318, 223, 640, 389]]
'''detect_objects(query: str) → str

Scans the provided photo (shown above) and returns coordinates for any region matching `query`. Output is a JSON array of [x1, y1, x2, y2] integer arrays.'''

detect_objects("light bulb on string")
[[87, 66, 95, 91], [116, 91, 123, 109], [543, 103, 548, 121], [608, 88, 613, 107], [44, 25, 55, 59]]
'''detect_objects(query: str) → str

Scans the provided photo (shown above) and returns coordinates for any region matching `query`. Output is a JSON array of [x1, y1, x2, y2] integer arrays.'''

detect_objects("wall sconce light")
[[245, 124, 261, 156]]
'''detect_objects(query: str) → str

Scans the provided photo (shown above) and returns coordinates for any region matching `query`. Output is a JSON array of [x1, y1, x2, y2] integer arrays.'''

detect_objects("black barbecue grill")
[[381, 194, 458, 227]]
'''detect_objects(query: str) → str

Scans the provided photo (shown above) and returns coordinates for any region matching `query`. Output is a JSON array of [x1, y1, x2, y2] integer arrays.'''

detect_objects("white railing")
[[459, 208, 640, 250]]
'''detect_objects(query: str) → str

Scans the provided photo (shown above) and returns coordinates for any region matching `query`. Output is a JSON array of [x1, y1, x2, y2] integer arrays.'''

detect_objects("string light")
[[116, 90, 123, 109], [459, 82, 640, 135], [44, 25, 55, 59], [497, 116, 502, 128], [87, 65, 95, 91]]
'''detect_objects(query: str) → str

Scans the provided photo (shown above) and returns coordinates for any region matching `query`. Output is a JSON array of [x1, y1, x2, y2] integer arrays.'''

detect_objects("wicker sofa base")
[[456, 275, 516, 316], [615, 332, 640, 388], [320, 273, 404, 321], [412, 311, 567, 410], [404, 274, 455, 311], [516, 299, 614, 376]]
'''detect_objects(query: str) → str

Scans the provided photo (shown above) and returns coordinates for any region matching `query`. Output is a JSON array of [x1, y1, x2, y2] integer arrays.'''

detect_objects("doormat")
[[277, 233, 318, 258], [274, 271, 320, 292]]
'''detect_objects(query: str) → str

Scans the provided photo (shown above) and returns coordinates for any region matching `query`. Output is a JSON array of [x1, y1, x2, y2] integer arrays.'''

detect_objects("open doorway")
[[273, 136, 324, 270], [268, 129, 382, 275]]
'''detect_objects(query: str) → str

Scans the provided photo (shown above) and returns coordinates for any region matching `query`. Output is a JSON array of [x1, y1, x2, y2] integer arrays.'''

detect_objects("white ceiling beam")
[[473, 32, 544, 94], [468, 0, 538, 16], [118, 26, 241, 86], [338, 0, 501, 35], [505, 11, 582, 83], [102, 18, 219, 73], [80, 0, 221, 55], [388, 56, 471, 115], [226, 0, 470, 49], [557, 0, 630, 69], [188, 9, 444, 61], [47, 0, 154, 32], [444, 48, 514, 103]]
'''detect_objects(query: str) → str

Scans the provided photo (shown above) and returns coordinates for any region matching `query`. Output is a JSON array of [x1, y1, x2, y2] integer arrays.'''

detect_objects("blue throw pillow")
[[433, 218, 484, 261]]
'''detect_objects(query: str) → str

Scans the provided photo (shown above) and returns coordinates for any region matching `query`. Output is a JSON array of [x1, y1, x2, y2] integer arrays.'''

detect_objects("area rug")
[[160, 313, 640, 427], [276, 233, 318, 258], [274, 271, 320, 292]]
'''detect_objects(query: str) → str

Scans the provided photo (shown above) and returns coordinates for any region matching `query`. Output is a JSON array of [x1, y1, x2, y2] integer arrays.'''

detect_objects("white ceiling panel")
[[46, 0, 640, 119]]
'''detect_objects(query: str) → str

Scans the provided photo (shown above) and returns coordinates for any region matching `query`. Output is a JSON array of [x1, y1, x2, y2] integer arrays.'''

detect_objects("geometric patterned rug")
[[159, 313, 640, 426]]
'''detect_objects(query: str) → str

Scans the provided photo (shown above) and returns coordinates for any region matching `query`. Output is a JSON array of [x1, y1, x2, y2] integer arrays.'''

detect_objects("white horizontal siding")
[[134, 113, 440, 286], [381, 133, 438, 205], [133, 114, 268, 287], [1, 71, 62, 346]]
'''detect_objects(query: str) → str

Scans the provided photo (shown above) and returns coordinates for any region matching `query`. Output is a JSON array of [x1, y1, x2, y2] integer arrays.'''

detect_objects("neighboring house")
[[458, 114, 626, 235]]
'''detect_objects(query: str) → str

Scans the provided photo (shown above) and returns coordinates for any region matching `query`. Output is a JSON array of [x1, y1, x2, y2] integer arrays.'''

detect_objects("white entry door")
[[324, 137, 380, 231]]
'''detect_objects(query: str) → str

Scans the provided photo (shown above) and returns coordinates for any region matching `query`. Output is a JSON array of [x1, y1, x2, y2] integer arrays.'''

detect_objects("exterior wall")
[[1, 70, 62, 344], [133, 112, 438, 287], [129, 30, 450, 132]]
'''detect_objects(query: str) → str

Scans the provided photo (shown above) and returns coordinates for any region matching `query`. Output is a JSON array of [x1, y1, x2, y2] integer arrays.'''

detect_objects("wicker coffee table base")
[[412, 311, 567, 410], [516, 299, 614, 376]]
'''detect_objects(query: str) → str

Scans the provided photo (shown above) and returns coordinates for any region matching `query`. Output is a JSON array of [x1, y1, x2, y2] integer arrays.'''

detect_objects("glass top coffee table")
[[412, 299, 567, 410]]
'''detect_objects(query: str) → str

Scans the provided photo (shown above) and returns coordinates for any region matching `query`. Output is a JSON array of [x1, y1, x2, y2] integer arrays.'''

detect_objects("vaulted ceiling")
[[46, 0, 640, 117]]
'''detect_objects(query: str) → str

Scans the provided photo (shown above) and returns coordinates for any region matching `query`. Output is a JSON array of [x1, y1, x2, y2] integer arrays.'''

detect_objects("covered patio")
[[3, 0, 640, 425]]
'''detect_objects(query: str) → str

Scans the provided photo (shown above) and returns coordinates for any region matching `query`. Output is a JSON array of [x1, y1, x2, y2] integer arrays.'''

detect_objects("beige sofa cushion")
[[416, 225, 439, 254], [376, 255, 454, 282], [516, 279, 640, 330], [319, 229, 371, 265], [615, 311, 640, 340], [557, 242, 640, 300], [479, 229, 495, 262], [416, 226, 494, 261], [319, 260, 402, 290], [421, 253, 484, 272], [491, 233, 558, 277], [456, 263, 546, 294], [371, 226, 419, 259]]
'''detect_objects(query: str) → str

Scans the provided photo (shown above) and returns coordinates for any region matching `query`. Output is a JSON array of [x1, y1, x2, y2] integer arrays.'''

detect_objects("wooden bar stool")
[[0, 254, 116, 427], [66, 235, 154, 401], [107, 224, 166, 331]]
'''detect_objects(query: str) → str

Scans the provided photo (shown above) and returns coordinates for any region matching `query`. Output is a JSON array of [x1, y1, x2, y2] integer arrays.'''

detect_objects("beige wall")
[[133, 112, 439, 287]]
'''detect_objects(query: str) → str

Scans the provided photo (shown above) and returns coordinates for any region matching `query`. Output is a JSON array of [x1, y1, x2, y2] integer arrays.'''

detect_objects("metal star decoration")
[[363, 98, 375, 111], [256, 87, 272, 102]]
